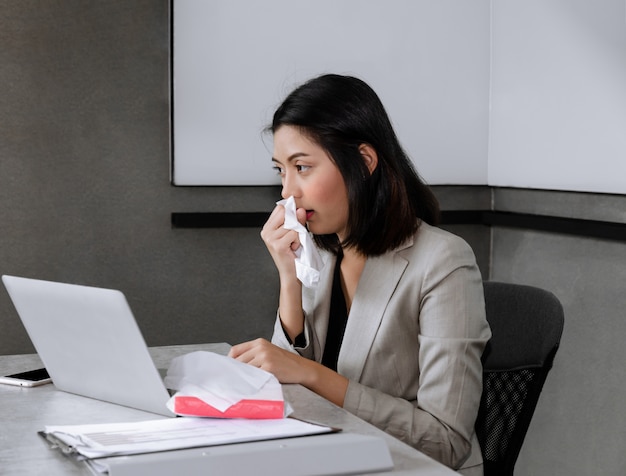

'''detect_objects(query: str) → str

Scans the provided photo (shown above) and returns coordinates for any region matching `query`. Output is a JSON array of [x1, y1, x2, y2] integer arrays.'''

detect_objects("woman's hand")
[[260, 204, 307, 282], [228, 338, 350, 407], [228, 338, 310, 385], [261, 204, 308, 341]]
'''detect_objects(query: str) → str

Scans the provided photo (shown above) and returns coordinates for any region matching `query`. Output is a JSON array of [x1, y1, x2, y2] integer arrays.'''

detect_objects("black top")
[[321, 250, 349, 371]]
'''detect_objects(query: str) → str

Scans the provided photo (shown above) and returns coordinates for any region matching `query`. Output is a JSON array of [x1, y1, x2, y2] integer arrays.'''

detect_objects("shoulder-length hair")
[[269, 74, 440, 256]]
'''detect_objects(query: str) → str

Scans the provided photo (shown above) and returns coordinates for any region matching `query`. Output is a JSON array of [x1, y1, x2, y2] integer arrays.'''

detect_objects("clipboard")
[[39, 416, 339, 460], [40, 426, 393, 476]]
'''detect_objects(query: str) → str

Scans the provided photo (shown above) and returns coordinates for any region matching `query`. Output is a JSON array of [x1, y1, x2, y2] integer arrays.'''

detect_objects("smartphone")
[[0, 368, 52, 387]]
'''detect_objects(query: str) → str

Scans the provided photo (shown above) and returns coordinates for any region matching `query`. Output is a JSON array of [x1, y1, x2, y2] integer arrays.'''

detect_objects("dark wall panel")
[[0, 1, 280, 354]]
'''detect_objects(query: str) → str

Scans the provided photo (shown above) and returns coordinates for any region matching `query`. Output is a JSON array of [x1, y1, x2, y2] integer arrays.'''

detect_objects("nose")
[[281, 171, 300, 199]]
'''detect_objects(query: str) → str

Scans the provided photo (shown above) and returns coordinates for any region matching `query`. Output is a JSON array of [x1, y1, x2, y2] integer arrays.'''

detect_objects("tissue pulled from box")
[[276, 196, 323, 288], [164, 351, 288, 419]]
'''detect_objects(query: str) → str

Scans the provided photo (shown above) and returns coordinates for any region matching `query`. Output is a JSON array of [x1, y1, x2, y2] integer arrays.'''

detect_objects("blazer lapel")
[[338, 239, 412, 381], [307, 251, 336, 361]]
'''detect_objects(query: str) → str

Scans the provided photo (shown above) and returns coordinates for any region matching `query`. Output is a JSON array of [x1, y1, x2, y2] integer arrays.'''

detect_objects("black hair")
[[269, 74, 440, 256]]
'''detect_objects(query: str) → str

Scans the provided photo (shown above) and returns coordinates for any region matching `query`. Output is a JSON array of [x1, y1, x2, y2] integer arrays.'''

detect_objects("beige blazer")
[[272, 223, 491, 473]]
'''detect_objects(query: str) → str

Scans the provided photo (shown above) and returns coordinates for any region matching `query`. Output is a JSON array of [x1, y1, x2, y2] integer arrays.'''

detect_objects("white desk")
[[0, 344, 456, 475]]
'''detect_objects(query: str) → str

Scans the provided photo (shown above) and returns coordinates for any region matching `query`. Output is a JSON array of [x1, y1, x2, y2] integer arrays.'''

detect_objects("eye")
[[272, 165, 285, 176], [296, 164, 311, 173]]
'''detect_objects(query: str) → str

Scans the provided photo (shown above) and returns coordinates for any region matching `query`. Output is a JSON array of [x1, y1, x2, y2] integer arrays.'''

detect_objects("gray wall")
[[1, 2, 625, 475], [0, 0, 281, 354], [490, 188, 626, 476]]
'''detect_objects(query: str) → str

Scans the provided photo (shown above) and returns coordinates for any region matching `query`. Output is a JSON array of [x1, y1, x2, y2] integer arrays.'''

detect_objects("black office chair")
[[476, 281, 564, 476]]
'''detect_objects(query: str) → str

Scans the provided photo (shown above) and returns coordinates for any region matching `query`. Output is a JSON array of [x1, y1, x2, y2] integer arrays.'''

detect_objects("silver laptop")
[[2, 275, 174, 417]]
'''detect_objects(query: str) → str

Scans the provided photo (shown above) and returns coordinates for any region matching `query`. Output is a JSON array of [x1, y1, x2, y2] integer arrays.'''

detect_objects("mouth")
[[305, 210, 314, 221]]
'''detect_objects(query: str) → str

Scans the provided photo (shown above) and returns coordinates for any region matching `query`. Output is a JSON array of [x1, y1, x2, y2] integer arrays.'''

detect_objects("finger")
[[266, 228, 300, 255], [228, 340, 255, 359], [296, 207, 307, 226], [289, 232, 301, 252], [263, 205, 286, 231], [261, 208, 290, 244]]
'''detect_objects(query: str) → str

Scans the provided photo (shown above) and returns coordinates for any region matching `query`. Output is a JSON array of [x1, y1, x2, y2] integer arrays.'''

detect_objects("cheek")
[[311, 186, 337, 205], [329, 174, 349, 207], [320, 187, 350, 228], [310, 177, 347, 208]]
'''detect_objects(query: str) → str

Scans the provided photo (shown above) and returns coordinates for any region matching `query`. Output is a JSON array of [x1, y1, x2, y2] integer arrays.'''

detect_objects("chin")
[[306, 224, 324, 235], [308, 226, 336, 236]]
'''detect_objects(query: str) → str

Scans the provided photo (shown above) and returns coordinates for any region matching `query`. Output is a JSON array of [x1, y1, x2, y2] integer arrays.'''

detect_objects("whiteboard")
[[172, 0, 490, 186], [488, 0, 626, 194]]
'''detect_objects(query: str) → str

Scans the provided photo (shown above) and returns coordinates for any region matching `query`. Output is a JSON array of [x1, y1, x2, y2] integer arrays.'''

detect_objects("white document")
[[43, 417, 334, 460]]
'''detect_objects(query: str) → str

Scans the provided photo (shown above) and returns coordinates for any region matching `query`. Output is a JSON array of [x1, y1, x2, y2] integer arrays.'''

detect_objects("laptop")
[[2, 275, 397, 474], [2, 275, 175, 417]]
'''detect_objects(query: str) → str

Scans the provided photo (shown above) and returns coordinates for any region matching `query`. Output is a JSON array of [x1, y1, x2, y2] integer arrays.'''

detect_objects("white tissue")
[[276, 196, 323, 288], [164, 351, 284, 413]]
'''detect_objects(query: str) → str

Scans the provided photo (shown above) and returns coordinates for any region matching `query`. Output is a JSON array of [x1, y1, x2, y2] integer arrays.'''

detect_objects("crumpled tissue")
[[276, 196, 323, 288], [164, 351, 290, 419]]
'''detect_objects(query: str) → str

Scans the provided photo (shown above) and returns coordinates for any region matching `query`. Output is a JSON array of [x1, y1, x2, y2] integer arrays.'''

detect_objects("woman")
[[229, 74, 491, 475]]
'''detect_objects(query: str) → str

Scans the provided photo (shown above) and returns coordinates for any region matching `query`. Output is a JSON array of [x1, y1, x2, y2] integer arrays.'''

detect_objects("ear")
[[358, 143, 378, 175]]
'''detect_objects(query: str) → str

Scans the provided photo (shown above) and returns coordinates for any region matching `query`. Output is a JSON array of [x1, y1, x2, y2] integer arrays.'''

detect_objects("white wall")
[[173, 0, 626, 194], [172, 0, 491, 186], [489, 0, 626, 194]]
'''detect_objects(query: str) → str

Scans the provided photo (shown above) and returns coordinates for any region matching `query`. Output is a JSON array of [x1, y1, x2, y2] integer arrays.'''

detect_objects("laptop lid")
[[2, 275, 174, 417]]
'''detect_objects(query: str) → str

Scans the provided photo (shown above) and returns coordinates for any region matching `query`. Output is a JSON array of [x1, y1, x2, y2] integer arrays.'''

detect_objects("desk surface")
[[0, 344, 456, 475]]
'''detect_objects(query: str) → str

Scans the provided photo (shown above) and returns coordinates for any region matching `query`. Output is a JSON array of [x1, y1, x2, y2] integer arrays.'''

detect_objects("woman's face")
[[272, 125, 349, 240]]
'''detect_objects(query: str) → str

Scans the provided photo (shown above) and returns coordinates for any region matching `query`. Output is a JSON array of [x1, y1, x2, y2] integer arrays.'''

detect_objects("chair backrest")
[[476, 281, 564, 476]]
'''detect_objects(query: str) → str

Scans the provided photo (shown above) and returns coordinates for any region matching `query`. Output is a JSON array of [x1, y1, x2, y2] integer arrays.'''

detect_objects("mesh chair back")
[[476, 281, 564, 476]]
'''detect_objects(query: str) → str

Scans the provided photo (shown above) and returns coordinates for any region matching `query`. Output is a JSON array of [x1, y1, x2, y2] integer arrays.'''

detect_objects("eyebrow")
[[271, 152, 310, 164]]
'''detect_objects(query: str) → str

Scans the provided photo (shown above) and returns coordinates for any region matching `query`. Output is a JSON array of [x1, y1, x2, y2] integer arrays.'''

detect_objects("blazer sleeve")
[[271, 310, 316, 360], [342, 235, 490, 470]]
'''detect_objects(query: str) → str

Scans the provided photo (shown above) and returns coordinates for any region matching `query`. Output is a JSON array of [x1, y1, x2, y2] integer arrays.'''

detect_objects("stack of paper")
[[41, 418, 396, 476], [42, 417, 335, 460]]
